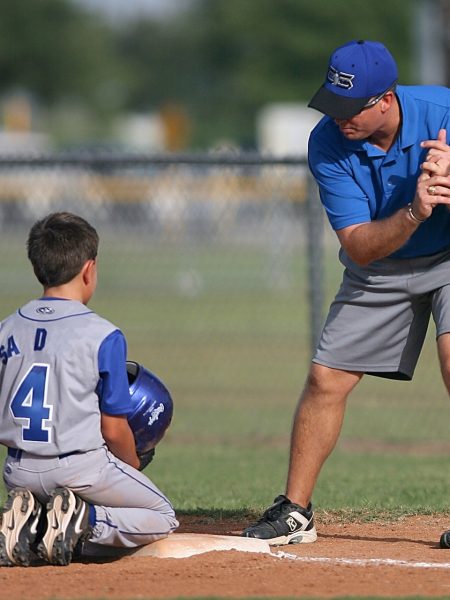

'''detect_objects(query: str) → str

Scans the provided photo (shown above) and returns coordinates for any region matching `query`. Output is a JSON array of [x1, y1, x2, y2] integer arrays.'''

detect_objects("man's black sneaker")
[[242, 494, 317, 545], [0, 488, 43, 566], [37, 487, 92, 566], [440, 529, 450, 548]]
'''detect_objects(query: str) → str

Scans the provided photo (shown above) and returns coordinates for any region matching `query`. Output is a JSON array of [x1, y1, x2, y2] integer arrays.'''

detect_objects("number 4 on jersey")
[[10, 363, 52, 443]]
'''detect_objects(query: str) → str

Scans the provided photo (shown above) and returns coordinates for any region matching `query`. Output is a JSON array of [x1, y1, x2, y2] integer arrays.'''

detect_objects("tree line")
[[0, 0, 427, 148]]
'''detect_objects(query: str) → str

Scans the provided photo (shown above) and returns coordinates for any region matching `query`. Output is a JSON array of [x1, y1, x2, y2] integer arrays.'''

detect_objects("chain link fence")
[[0, 153, 448, 454]]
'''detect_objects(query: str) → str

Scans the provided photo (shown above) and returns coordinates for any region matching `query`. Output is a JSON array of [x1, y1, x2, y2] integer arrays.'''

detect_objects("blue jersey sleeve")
[[96, 329, 132, 415]]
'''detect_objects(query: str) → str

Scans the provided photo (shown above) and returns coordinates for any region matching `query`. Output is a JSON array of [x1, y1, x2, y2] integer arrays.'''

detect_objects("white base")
[[83, 533, 271, 559]]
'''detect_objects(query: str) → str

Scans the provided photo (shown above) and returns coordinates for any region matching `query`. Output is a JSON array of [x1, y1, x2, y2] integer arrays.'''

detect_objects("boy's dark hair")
[[27, 212, 99, 287]]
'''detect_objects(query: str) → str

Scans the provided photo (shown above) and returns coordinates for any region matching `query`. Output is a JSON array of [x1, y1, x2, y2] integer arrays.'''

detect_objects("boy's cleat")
[[0, 488, 42, 567], [37, 487, 92, 566], [242, 494, 317, 545]]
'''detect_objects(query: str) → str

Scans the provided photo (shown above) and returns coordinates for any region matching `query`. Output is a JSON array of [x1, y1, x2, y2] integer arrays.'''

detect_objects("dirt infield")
[[2, 514, 450, 599]]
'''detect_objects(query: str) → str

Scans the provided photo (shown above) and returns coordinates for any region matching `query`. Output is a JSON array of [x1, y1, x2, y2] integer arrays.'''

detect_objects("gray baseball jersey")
[[0, 298, 130, 455]]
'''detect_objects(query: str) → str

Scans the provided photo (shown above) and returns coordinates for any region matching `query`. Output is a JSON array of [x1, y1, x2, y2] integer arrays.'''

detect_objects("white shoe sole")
[[0, 489, 41, 566], [37, 488, 88, 566], [267, 526, 318, 546]]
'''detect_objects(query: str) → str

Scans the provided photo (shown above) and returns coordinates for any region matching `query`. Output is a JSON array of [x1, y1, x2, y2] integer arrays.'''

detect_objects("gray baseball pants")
[[3, 445, 178, 549]]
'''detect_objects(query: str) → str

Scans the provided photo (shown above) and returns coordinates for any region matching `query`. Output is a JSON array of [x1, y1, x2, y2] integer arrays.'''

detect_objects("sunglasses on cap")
[[360, 82, 397, 111]]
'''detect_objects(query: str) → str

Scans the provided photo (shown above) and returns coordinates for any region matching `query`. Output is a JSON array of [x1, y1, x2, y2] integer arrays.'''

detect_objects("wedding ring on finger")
[[428, 185, 437, 195]]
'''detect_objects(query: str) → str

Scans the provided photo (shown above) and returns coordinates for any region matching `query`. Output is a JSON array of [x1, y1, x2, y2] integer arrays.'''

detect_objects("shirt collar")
[[395, 86, 418, 150]]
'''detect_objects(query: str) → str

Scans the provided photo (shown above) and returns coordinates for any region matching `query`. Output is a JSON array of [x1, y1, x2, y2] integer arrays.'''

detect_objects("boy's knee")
[[168, 514, 179, 531]]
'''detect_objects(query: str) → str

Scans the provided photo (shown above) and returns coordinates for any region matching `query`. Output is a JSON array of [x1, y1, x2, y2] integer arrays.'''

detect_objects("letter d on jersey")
[[34, 328, 47, 351]]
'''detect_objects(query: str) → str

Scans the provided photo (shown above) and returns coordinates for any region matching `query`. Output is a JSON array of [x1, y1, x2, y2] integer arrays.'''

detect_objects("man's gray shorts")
[[313, 247, 450, 380]]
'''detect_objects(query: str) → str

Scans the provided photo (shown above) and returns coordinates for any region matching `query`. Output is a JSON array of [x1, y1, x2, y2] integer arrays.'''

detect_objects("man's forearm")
[[337, 204, 420, 266]]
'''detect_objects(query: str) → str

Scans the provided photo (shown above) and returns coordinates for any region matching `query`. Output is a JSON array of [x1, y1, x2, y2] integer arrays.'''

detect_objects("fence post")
[[306, 172, 325, 357]]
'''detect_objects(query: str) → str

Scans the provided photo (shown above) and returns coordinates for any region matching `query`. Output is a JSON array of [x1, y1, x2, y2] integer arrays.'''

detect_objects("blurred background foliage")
[[0, 0, 442, 148], [118, 0, 413, 147]]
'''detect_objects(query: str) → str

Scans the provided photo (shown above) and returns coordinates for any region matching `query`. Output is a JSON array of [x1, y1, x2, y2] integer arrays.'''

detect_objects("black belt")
[[7, 448, 81, 459]]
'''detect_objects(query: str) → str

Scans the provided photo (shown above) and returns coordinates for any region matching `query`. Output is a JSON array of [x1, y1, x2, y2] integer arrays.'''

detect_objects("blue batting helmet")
[[126, 361, 174, 454]]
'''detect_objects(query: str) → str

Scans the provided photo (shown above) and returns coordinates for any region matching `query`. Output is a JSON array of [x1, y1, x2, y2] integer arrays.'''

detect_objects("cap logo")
[[327, 65, 354, 90]]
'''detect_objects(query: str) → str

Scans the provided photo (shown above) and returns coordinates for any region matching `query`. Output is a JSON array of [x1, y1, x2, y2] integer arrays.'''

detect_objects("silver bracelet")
[[407, 204, 427, 224]]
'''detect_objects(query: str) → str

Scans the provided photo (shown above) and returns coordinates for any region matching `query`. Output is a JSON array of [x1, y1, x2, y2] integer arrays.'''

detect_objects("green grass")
[[1, 230, 450, 519]]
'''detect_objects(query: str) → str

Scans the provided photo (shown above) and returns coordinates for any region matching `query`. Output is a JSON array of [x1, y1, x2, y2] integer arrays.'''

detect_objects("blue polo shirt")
[[308, 85, 450, 258]]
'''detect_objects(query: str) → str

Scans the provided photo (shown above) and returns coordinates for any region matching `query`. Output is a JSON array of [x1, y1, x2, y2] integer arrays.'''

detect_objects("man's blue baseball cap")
[[308, 40, 398, 120]]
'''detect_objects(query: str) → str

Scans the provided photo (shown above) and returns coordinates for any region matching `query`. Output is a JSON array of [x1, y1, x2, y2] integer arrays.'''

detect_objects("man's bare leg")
[[286, 363, 363, 507], [436, 333, 450, 547], [241, 362, 363, 544]]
